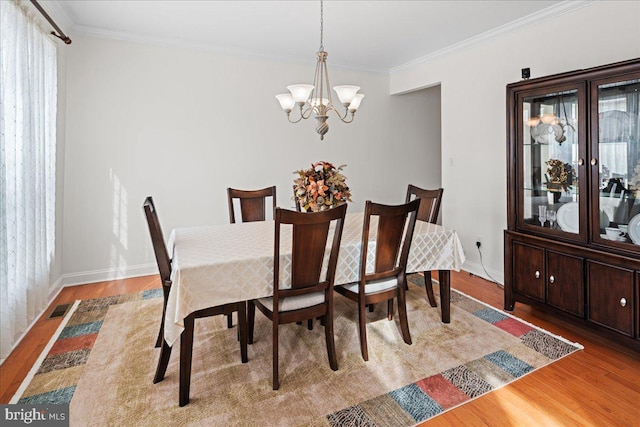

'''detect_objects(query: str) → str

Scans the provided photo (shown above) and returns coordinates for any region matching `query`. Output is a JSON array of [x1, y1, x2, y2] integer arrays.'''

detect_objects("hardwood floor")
[[0, 275, 159, 403], [1, 271, 638, 426]]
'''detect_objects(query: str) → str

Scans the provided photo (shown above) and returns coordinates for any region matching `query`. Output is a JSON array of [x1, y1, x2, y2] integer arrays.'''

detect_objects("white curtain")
[[0, 1, 57, 362]]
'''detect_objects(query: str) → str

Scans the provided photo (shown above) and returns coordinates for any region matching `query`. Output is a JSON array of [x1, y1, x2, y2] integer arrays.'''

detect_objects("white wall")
[[392, 85, 442, 202], [390, 1, 640, 282], [61, 35, 440, 284]]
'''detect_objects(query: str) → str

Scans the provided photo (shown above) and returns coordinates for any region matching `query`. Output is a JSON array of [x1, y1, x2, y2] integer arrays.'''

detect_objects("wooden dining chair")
[[143, 197, 248, 400], [225, 186, 277, 328], [248, 203, 348, 390], [227, 186, 277, 223], [335, 199, 420, 361], [405, 184, 444, 307]]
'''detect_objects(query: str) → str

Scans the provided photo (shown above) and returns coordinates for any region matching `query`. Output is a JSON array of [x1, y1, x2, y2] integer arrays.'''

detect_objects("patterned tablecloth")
[[164, 212, 465, 346]]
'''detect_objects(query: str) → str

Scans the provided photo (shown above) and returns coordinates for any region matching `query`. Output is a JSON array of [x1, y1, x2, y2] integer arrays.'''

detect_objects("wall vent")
[[48, 303, 71, 319]]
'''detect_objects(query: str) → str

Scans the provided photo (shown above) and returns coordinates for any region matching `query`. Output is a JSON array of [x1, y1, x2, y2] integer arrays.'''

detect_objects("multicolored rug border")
[[10, 276, 583, 427], [10, 289, 163, 404], [325, 276, 583, 426]]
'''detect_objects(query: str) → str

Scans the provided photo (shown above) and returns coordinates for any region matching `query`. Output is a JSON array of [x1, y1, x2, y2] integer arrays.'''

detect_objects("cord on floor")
[[475, 243, 503, 288]]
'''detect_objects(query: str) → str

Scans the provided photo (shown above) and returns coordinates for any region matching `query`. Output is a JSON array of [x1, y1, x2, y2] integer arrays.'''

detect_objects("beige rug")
[[18, 276, 582, 426]]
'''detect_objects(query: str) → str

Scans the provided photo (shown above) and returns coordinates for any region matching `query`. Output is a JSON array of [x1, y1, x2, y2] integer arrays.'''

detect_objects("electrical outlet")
[[476, 236, 483, 248]]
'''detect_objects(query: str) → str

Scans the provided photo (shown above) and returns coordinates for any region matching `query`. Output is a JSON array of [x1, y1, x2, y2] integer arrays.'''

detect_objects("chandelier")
[[275, 1, 364, 140]]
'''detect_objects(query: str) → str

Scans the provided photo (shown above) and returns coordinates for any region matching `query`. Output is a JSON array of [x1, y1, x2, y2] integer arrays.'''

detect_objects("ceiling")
[[47, 0, 575, 72]]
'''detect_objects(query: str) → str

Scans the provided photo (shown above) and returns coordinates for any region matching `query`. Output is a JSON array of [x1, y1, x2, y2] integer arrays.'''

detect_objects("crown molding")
[[69, 24, 387, 74], [50, 0, 595, 74], [390, 0, 596, 74]]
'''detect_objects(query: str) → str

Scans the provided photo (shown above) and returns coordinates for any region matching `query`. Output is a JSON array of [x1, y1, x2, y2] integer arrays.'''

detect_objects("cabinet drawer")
[[513, 242, 545, 302], [588, 261, 635, 337], [547, 251, 584, 317]]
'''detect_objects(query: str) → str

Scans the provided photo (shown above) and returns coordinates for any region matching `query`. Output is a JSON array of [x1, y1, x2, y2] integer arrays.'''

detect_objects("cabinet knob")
[[578, 159, 584, 166], [549, 275, 555, 284], [535, 270, 540, 279], [620, 298, 627, 307], [590, 158, 598, 166]]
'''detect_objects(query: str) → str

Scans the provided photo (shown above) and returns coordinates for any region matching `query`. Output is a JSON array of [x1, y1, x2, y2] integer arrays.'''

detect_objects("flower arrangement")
[[294, 161, 352, 212], [546, 159, 575, 192]]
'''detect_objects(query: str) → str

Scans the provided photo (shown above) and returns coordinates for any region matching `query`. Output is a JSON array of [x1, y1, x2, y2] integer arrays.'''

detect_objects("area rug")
[[11, 275, 582, 426]]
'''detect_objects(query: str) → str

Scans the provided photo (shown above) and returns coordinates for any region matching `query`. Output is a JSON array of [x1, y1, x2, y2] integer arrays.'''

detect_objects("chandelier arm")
[[301, 105, 315, 119], [286, 105, 314, 123], [328, 107, 355, 123], [286, 113, 304, 124]]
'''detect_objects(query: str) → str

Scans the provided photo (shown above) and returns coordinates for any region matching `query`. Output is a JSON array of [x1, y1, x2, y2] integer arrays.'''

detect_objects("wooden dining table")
[[163, 211, 465, 405]]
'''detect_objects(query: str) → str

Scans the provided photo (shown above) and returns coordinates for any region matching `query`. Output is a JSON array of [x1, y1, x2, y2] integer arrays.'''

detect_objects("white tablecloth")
[[164, 212, 465, 346]]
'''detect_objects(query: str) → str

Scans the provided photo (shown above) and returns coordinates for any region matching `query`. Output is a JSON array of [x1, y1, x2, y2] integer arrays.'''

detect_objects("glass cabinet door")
[[518, 84, 586, 239], [592, 73, 640, 249]]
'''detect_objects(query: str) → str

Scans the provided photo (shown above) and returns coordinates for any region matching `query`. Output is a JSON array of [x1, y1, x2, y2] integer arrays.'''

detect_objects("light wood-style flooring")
[[1, 271, 638, 426]]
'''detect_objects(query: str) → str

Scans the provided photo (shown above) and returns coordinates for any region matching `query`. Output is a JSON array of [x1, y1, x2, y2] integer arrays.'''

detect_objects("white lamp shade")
[[287, 84, 314, 103], [275, 93, 295, 111], [310, 97, 330, 107], [348, 93, 365, 111], [333, 85, 360, 105]]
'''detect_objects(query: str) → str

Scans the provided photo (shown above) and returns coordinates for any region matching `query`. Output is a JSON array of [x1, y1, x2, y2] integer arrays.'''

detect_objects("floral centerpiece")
[[294, 161, 352, 212], [546, 159, 575, 192]]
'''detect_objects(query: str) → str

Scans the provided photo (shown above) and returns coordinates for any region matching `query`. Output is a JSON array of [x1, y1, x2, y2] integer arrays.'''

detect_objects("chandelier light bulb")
[[287, 84, 314, 104], [348, 93, 365, 112], [333, 85, 360, 106], [275, 94, 295, 112], [310, 97, 330, 107]]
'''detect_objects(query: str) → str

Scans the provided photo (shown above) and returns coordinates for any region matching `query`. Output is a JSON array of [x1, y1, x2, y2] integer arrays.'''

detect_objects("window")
[[1, 1, 57, 362]]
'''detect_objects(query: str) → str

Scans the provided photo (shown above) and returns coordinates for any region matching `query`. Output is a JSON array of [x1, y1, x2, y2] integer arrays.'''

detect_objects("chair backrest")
[[143, 196, 171, 286], [273, 203, 348, 301], [227, 186, 277, 223], [405, 184, 443, 224], [361, 199, 420, 282]]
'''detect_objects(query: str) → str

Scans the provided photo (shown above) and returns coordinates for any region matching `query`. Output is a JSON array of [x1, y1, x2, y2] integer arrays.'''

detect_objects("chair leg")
[[424, 271, 437, 307], [227, 313, 233, 328], [248, 300, 255, 344], [324, 313, 338, 371], [156, 286, 170, 348], [387, 299, 393, 320], [368, 304, 374, 313], [237, 303, 248, 363], [397, 287, 412, 345], [153, 340, 172, 383], [179, 314, 195, 407], [155, 323, 164, 348], [272, 320, 279, 390], [358, 302, 369, 361], [307, 319, 314, 330]]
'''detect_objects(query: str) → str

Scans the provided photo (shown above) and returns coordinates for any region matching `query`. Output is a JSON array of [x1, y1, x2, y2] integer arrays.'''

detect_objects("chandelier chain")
[[319, 0, 324, 52]]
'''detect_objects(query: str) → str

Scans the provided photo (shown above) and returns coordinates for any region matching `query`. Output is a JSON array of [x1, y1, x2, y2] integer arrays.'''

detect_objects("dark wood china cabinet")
[[505, 58, 640, 350]]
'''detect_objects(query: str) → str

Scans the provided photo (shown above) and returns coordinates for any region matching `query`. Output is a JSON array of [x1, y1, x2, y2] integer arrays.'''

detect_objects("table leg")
[[179, 314, 195, 407], [438, 270, 450, 323]]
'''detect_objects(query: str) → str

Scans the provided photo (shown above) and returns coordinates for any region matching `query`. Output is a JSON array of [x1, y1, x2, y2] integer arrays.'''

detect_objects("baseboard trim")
[[61, 263, 158, 287]]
